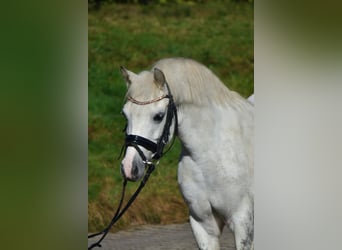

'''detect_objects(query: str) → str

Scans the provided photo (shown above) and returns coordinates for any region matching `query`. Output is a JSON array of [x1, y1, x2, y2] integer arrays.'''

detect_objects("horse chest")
[[178, 154, 239, 212]]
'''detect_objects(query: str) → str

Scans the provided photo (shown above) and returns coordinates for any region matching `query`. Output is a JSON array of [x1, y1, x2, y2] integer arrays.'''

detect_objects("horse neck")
[[176, 103, 222, 156], [175, 99, 253, 160]]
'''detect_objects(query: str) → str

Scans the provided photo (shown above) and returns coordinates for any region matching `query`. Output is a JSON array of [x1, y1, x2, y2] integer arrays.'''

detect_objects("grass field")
[[88, 1, 253, 232]]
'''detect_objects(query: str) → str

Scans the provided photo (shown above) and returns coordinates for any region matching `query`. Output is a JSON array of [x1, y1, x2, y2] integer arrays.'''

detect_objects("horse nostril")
[[132, 164, 139, 178]]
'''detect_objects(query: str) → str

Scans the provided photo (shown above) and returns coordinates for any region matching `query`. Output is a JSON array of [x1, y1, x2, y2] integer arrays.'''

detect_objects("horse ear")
[[153, 68, 166, 88], [120, 66, 134, 87]]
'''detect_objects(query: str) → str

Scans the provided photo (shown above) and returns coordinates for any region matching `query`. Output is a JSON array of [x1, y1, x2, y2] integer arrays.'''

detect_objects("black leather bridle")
[[123, 81, 178, 164], [88, 81, 178, 250]]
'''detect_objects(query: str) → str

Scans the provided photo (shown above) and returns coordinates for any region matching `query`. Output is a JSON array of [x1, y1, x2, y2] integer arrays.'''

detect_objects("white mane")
[[152, 58, 249, 110]]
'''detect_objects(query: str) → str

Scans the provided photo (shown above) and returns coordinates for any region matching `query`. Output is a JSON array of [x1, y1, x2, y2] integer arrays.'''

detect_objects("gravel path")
[[89, 223, 236, 250]]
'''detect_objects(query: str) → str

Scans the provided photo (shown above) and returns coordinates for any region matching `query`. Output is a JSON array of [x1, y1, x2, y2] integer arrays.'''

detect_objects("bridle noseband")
[[123, 82, 178, 163]]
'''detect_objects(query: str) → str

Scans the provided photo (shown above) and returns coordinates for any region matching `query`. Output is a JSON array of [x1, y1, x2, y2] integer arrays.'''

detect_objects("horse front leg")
[[178, 155, 223, 249], [189, 214, 222, 250], [233, 222, 254, 250], [230, 195, 254, 250]]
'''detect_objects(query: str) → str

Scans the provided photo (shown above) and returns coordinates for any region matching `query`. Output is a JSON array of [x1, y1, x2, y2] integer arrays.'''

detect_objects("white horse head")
[[120, 67, 177, 181]]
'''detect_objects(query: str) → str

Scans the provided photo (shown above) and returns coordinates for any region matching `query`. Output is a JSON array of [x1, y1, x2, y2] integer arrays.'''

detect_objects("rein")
[[88, 82, 177, 249], [87, 163, 155, 250]]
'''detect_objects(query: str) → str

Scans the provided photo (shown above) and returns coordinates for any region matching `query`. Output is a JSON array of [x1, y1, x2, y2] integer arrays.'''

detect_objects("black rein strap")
[[88, 163, 155, 250]]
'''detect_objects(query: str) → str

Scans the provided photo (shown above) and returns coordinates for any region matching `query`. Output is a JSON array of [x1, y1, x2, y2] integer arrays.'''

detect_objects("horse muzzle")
[[120, 147, 147, 181]]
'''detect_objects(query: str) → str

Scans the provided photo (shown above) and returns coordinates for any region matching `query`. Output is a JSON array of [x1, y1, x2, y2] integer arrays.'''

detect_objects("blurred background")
[[88, 0, 254, 233]]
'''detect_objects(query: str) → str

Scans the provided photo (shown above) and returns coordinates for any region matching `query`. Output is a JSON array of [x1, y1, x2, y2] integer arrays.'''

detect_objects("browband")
[[127, 95, 168, 105]]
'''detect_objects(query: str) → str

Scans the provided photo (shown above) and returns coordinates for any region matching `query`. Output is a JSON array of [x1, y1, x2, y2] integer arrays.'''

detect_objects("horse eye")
[[153, 112, 165, 122]]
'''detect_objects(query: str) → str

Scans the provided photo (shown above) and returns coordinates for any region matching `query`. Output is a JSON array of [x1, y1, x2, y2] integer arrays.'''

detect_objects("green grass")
[[88, 1, 253, 232]]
